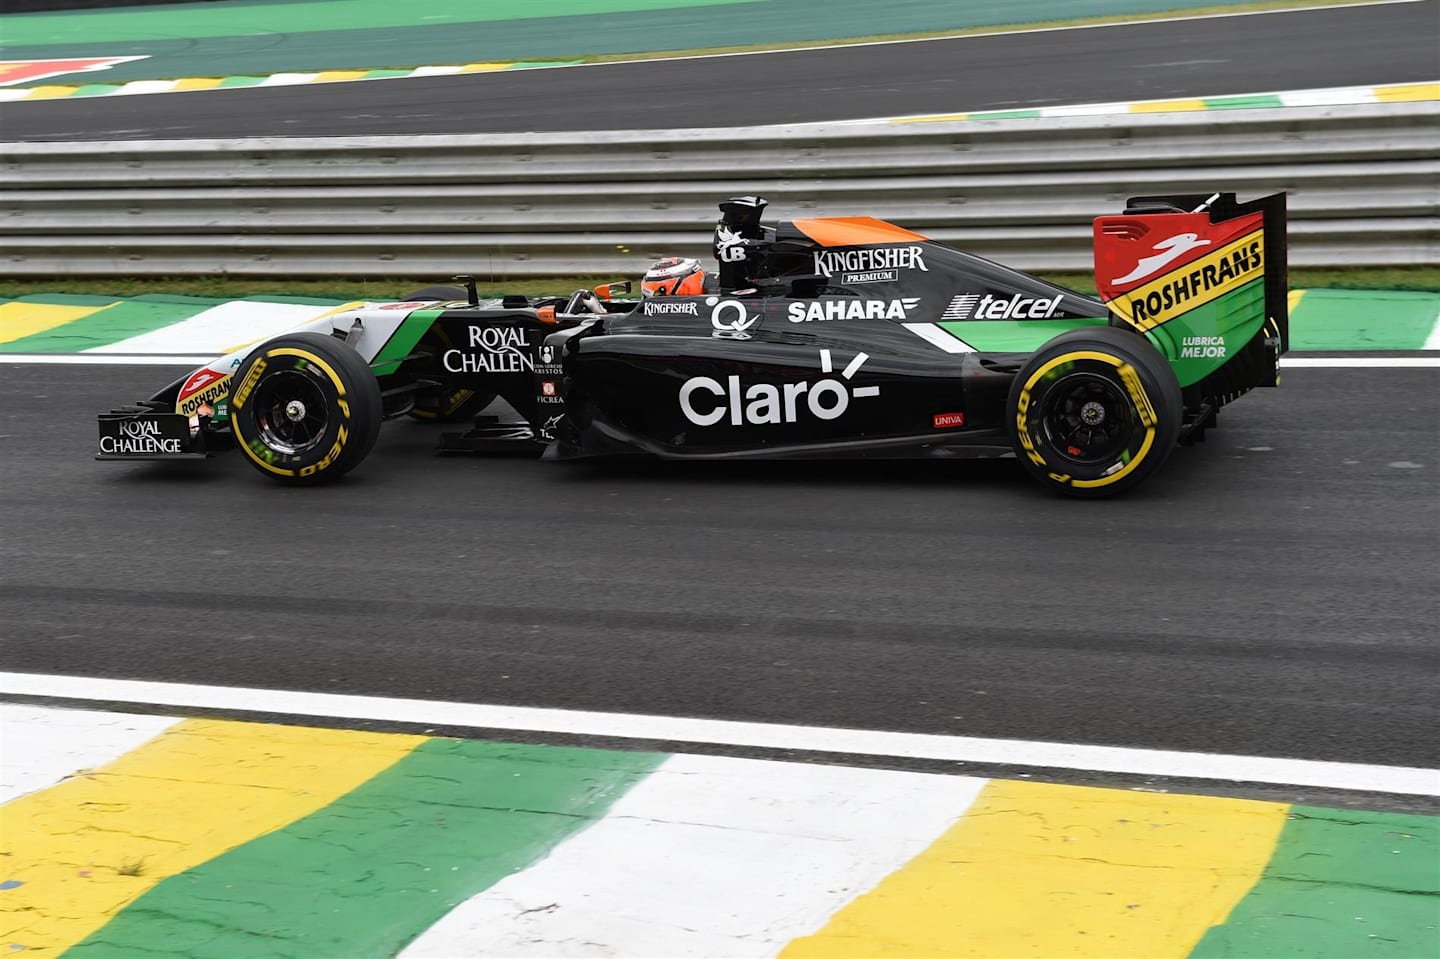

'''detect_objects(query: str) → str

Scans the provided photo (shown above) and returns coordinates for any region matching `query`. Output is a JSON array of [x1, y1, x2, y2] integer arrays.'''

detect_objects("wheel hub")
[[284, 400, 307, 422], [1080, 401, 1106, 426]]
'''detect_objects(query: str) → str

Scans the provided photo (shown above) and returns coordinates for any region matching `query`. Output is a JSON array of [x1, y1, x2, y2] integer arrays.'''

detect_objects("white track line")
[[2, 672, 1435, 795]]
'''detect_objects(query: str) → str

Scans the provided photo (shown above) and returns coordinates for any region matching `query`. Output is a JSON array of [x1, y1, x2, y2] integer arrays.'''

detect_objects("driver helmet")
[[642, 256, 706, 297]]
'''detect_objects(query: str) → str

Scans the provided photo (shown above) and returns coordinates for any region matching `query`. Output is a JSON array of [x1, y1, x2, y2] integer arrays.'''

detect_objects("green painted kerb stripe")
[[371, 307, 446, 375], [970, 109, 1044, 120], [1190, 805, 1440, 959], [2, 298, 216, 353], [63, 739, 665, 959], [1290, 290, 1440, 351], [1205, 94, 1285, 109]]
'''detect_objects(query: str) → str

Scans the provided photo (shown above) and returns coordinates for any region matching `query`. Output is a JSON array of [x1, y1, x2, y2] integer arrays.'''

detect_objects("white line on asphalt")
[[2, 672, 1436, 796]]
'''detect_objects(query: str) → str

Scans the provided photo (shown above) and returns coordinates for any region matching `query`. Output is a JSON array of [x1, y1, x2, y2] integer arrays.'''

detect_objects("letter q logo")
[[709, 297, 758, 334]]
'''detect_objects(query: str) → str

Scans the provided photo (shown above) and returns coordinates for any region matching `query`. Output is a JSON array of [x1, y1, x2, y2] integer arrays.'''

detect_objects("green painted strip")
[[1, 0, 764, 46], [217, 76, 266, 89], [1204, 95, 1285, 109], [70, 83, 122, 97], [126, 294, 230, 306], [238, 294, 349, 307], [507, 59, 588, 69], [0, 298, 216, 353], [1189, 805, 1440, 959], [939, 317, 1108, 351], [1290, 289, 1440, 351], [370, 307, 446, 375], [362, 69, 415, 79], [63, 739, 664, 959]]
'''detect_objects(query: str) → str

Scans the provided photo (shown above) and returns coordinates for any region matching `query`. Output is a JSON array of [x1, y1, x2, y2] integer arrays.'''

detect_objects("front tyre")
[[1008, 326, 1181, 498], [230, 332, 382, 484]]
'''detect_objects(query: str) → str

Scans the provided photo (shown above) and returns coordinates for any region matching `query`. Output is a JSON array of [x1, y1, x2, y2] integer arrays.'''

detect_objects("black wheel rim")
[[1038, 372, 1136, 467], [252, 369, 328, 455]]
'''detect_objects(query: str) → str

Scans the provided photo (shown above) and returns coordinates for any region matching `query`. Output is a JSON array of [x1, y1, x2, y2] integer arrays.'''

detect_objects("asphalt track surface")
[[1, 363, 1436, 796], [2, 2, 1438, 139]]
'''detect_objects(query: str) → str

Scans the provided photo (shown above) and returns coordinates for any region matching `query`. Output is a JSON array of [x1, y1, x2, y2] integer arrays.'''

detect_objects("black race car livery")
[[97, 192, 1288, 497]]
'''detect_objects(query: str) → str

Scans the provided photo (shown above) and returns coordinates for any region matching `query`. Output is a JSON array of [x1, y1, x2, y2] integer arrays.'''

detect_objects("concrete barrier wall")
[[1, 101, 1434, 276]]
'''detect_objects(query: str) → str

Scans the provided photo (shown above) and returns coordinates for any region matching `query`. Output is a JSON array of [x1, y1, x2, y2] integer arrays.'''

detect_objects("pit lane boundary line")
[[3, 671, 1436, 796]]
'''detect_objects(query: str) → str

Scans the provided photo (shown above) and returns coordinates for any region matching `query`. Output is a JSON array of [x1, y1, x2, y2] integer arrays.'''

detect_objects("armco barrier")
[[0, 101, 1435, 276]]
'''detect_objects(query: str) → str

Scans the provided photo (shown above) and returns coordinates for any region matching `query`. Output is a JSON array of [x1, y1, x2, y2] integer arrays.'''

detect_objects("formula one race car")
[[97, 192, 1287, 497]]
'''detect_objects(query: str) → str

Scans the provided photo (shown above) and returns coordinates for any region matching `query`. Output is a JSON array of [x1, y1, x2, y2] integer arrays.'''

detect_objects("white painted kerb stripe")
[[402, 756, 986, 959], [0, 703, 179, 804], [3, 672, 1436, 796], [1424, 306, 1440, 351]]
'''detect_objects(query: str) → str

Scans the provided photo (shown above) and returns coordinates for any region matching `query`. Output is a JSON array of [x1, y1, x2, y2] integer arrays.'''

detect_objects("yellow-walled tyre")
[[1008, 326, 1182, 498], [229, 332, 382, 485]]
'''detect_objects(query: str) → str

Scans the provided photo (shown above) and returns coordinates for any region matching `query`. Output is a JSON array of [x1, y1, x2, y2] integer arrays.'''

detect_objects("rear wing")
[[1093, 193, 1288, 388]]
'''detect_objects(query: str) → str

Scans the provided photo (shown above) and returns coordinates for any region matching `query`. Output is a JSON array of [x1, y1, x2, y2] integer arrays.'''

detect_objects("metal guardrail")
[[1, 101, 1435, 276]]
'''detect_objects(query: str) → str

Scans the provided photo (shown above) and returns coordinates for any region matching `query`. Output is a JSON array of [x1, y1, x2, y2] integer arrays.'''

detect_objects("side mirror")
[[593, 280, 633, 300]]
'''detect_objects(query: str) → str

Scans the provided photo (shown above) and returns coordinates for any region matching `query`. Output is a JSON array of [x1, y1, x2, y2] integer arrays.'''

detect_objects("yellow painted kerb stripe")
[[171, 77, 224, 92], [317, 70, 371, 83], [1376, 82, 1440, 102], [0, 301, 117, 347], [782, 778, 1288, 958], [17, 85, 78, 99], [893, 113, 969, 124], [1130, 98, 1206, 113], [0, 719, 425, 955], [1288, 288, 1307, 315]]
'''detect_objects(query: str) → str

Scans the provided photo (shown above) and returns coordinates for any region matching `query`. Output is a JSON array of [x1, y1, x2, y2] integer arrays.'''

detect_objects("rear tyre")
[[230, 332, 382, 484], [1007, 326, 1181, 498]]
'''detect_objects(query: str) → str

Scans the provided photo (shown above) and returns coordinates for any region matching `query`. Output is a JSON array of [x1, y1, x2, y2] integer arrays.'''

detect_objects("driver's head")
[[642, 256, 706, 297]]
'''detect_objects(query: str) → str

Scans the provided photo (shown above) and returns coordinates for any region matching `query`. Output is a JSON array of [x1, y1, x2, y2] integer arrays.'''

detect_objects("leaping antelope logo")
[[1115, 232, 1212, 285]]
